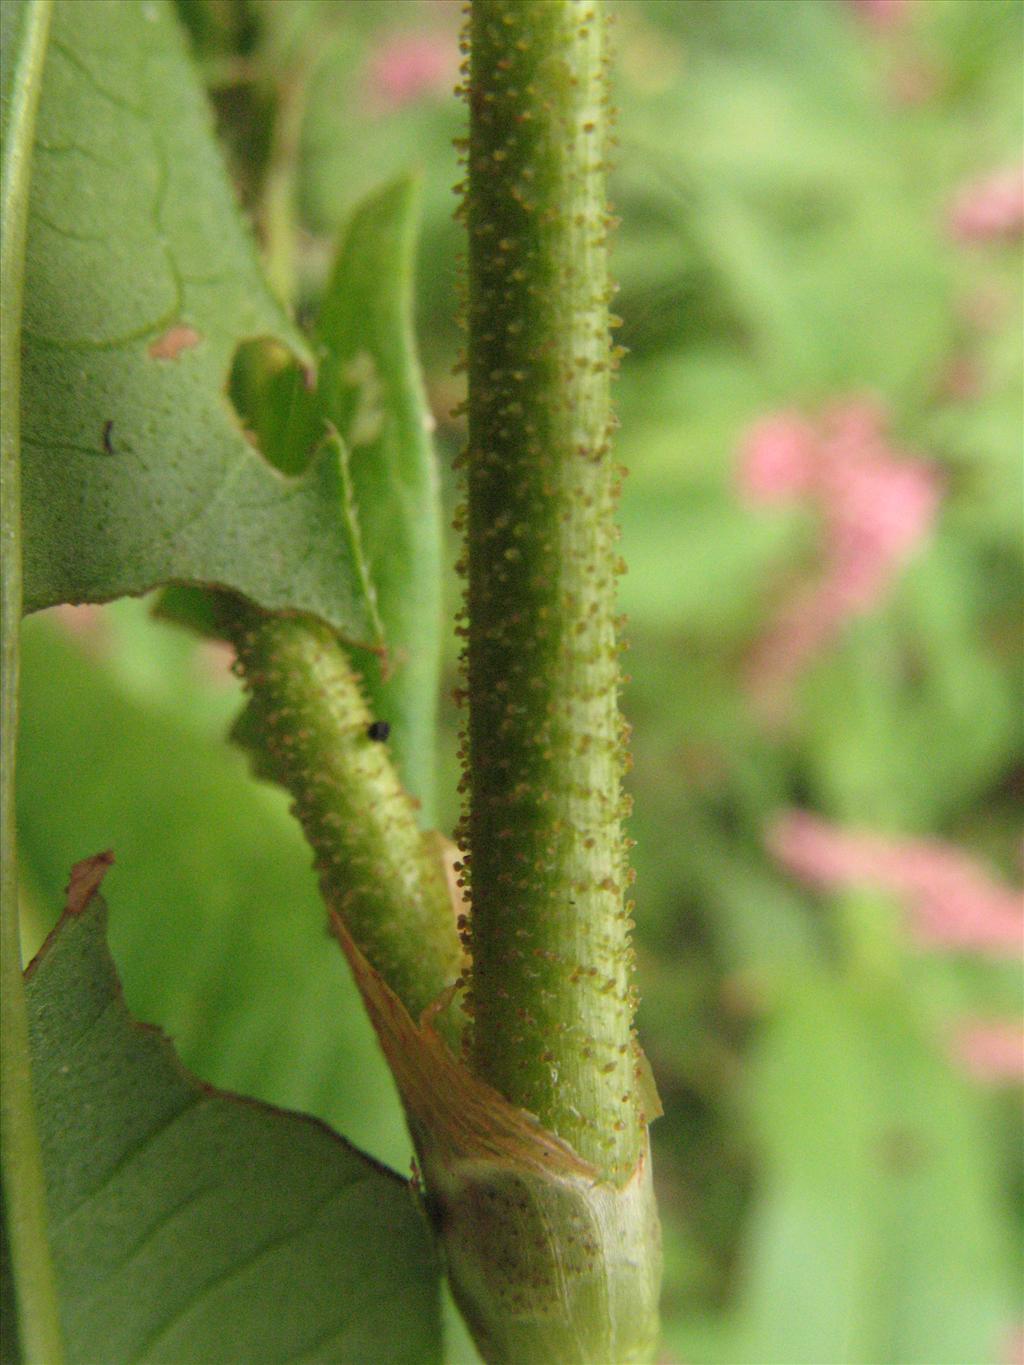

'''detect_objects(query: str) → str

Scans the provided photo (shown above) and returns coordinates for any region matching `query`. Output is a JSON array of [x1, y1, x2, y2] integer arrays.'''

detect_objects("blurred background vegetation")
[[18, 1, 1022, 1361]]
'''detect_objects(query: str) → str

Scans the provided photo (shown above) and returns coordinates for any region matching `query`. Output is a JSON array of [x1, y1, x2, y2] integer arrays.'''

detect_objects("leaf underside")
[[18, 0, 377, 646], [204, 173, 445, 816], [24, 879, 442, 1365], [315, 174, 444, 816]]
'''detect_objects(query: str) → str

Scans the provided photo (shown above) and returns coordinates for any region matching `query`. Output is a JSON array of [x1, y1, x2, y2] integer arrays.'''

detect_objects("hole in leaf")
[[228, 338, 322, 476]]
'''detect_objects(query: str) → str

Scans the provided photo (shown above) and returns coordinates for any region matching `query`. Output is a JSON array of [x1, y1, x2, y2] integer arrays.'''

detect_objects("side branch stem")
[[221, 603, 463, 1022]]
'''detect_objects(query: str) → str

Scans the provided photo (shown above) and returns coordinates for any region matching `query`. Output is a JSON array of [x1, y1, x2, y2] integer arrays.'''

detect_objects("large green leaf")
[[731, 974, 1015, 1365], [315, 174, 444, 815], [220, 175, 445, 813], [16, 0, 376, 645], [16, 607, 412, 1176], [24, 872, 442, 1364]]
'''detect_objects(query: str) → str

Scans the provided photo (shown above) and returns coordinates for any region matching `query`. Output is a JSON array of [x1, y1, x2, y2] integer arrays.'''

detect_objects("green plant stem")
[[221, 602, 462, 1021], [0, 2, 64, 1361], [428, 9, 662, 1357], [260, 58, 308, 306], [460, 0, 640, 1181]]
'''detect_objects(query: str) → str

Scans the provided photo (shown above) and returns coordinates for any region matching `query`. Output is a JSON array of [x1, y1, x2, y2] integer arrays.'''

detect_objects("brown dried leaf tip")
[[329, 911, 596, 1179], [64, 850, 115, 916]]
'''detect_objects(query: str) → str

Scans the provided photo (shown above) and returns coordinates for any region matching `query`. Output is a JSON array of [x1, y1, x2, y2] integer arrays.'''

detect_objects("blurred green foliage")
[[19, 1, 1022, 1361]]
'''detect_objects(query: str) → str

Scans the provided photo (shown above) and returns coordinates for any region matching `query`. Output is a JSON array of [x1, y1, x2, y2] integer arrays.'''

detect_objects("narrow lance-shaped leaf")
[[15, 0, 378, 645], [316, 173, 445, 819], [182, 175, 445, 815], [24, 859, 443, 1365]]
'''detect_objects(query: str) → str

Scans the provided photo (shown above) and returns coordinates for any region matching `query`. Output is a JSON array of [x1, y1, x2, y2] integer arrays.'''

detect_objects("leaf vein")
[[131, 1168, 375, 1363], [28, 205, 106, 244], [49, 37, 146, 119]]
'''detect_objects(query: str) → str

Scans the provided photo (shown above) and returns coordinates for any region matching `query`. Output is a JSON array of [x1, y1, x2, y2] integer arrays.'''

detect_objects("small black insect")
[[366, 720, 391, 742], [102, 419, 115, 455]]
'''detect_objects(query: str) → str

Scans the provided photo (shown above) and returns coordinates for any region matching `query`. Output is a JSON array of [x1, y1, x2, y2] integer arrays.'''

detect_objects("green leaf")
[[803, 547, 1016, 832], [1, 2, 65, 1361], [17, 606, 413, 1176], [296, 19, 461, 246], [16, 0, 377, 646], [316, 174, 444, 816], [732, 975, 1015, 1365], [24, 871, 443, 1364], [181, 176, 444, 814]]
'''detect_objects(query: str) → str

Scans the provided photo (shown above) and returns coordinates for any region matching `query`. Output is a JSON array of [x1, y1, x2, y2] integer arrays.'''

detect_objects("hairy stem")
[[0, 3, 65, 1361], [459, 0, 640, 1181], [221, 602, 462, 1021]]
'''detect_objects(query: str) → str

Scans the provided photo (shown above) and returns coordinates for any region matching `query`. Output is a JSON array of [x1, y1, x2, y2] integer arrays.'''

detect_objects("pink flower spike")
[[744, 586, 842, 718], [768, 811, 1024, 957], [365, 32, 459, 114], [1002, 1324, 1024, 1365], [818, 451, 941, 614], [741, 396, 942, 716], [948, 165, 1024, 245], [847, 0, 910, 29], [736, 411, 817, 505], [820, 396, 889, 448], [48, 603, 109, 658], [951, 1021, 1024, 1085]]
